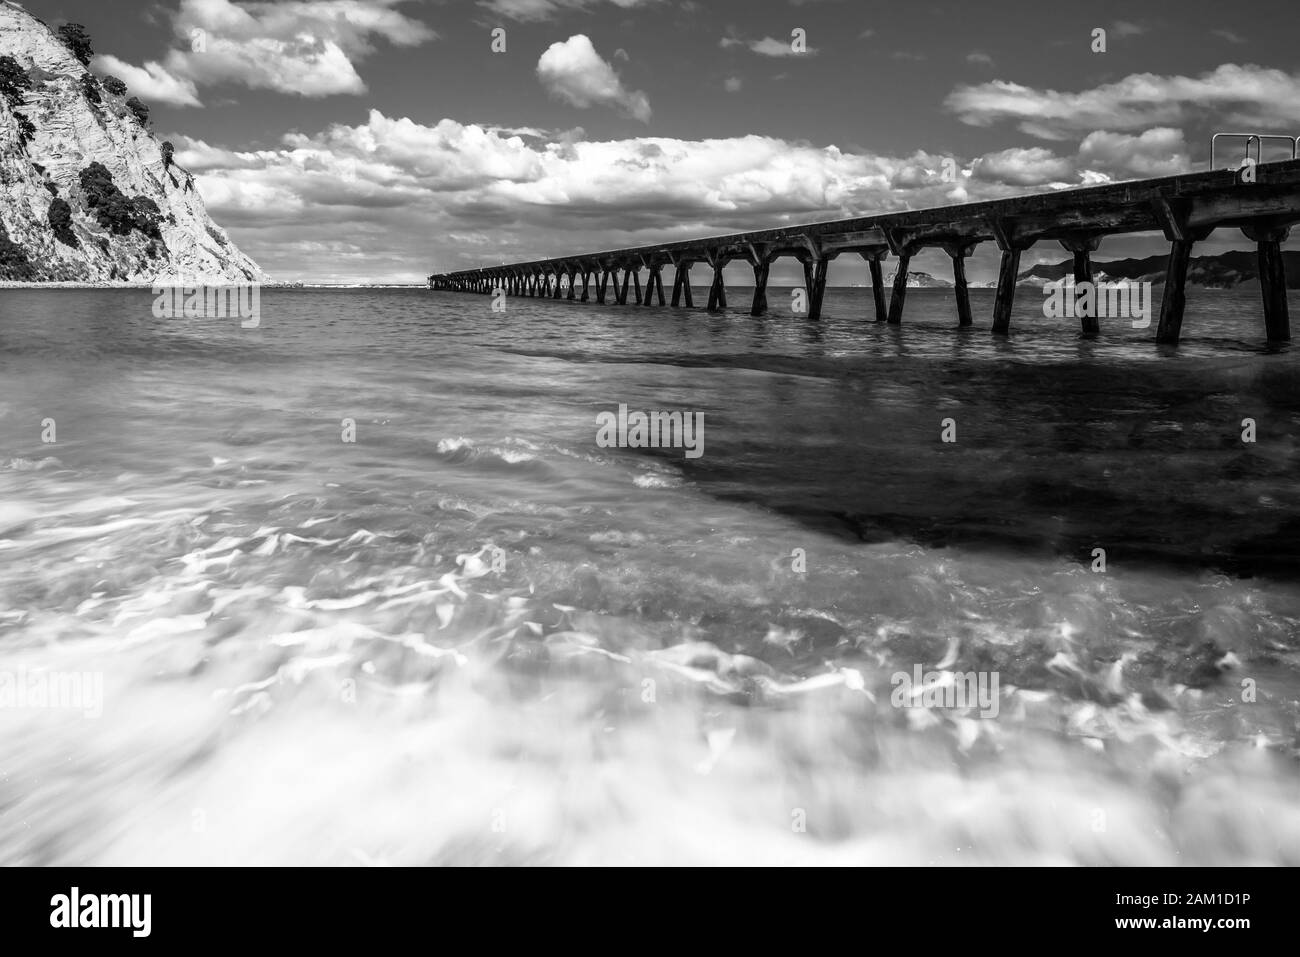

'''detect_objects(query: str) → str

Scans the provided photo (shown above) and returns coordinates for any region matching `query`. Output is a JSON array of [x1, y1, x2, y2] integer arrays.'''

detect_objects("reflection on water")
[[0, 287, 1297, 865]]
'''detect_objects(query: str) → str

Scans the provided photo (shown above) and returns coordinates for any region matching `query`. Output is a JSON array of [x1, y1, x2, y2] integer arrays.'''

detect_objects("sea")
[[0, 284, 1297, 865]]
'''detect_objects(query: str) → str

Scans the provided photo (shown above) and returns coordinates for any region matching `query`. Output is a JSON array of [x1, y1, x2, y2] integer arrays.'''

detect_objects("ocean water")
[[0, 285, 1298, 865]]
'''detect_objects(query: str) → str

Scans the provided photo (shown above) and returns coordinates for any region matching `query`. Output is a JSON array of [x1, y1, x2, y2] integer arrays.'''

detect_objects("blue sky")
[[25, 0, 1300, 282]]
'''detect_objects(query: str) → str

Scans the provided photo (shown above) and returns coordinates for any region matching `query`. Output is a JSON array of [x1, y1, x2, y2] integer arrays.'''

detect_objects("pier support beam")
[[1060, 235, 1102, 335], [671, 261, 693, 307], [944, 242, 977, 327], [566, 268, 577, 300], [745, 244, 772, 316], [988, 218, 1033, 335], [991, 250, 1021, 335], [805, 257, 829, 321], [883, 230, 917, 325], [596, 269, 610, 304], [887, 252, 912, 324], [1150, 201, 1215, 344], [580, 269, 591, 302], [1156, 240, 1195, 343], [796, 237, 830, 321], [750, 259, 770, 316], [614, 267, 638, 305], [706, 255, 728, 311], [1244, 223, 1292, 342], [639, 266, 662, 306], [859, 248, 889, 322]]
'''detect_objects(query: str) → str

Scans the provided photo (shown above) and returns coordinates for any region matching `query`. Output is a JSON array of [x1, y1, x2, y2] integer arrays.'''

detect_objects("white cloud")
[[720, 35, 818, 57], [176, 102, 1208, 282], [724, 76, 742, 93], [1077, 128, 1189, 179], [536, 35, 651, 122], [92, 54, 203, 107], [477, 0, 662, 22], [970, 147, 1075, 186], [117, 0, 437, 100], [945, 64, 1300, 140], [965, 51, 994, 67]]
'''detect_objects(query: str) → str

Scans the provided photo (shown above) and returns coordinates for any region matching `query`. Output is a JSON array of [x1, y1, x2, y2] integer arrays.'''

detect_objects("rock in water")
[[0, 2, 265, 283]]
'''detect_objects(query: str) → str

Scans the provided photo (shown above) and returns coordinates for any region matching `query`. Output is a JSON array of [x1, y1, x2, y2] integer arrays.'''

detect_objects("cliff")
[[0, 2, 264, 283]]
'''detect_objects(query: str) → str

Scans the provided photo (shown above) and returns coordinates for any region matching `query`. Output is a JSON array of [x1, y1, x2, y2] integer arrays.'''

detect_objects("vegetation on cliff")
[[78, 162, 162, 240]]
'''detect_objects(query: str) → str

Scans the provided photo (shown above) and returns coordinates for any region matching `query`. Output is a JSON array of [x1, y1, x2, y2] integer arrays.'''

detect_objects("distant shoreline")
[[0, 281, 1247, 291]]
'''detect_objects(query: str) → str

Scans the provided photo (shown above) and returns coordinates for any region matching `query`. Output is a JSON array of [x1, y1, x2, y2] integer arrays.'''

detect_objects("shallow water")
[[1, 285, 1298, 865]]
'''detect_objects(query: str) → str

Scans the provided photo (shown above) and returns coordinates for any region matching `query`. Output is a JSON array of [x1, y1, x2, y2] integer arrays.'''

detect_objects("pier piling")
[[1245, 224, 1292, 341], [944, 242, 976, 327]]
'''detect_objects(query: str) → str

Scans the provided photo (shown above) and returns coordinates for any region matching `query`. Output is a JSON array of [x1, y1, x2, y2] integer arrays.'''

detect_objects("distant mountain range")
[[1017, 251, 1300, 289], [887, 270, 953, 288]]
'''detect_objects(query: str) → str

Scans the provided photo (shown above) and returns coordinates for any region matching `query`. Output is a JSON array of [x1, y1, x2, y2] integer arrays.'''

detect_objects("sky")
[[22, 0, 1300, 283]]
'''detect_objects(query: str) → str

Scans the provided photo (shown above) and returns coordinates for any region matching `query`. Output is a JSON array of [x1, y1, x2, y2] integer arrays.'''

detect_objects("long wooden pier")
[[428, 159, 1300, 344]]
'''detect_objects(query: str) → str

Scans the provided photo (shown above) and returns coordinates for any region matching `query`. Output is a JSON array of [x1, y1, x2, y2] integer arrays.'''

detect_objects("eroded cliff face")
[[0, 2, 265, 283]]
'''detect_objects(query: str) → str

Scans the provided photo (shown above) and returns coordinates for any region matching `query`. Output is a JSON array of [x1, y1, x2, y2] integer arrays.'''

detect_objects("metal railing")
[[1211, 133, 1298, 170]]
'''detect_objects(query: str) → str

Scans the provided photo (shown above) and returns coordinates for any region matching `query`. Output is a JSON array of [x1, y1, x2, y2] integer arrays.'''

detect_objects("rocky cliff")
[[0, 2, 264, 283]]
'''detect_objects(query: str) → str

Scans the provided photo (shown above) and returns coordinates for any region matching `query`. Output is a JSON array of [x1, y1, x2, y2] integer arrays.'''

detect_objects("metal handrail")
[[1211, 132, 1298, 170]]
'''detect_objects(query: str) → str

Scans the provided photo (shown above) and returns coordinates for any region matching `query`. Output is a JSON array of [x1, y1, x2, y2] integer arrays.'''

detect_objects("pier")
[[428, 159, 1300, 344]]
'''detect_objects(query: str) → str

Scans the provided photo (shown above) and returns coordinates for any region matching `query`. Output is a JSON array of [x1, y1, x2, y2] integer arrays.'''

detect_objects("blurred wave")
[[0, 286, 1297, 865]]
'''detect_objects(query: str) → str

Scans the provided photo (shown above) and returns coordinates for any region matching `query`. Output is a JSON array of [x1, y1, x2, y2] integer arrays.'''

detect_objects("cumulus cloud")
[[537, 35, 651, 122], [720, 35, 817, 57], [724, 76, 742, 92], [179, 106, 1188, 282], [92, 54, 202, 107], [1076, 128, 1189, 179], [945, 64, 1300, 140], [477, 0, 662, 22], [970, 147, 1075, 186], [104, 0, 436, 103], [965, 51, 994, 67]]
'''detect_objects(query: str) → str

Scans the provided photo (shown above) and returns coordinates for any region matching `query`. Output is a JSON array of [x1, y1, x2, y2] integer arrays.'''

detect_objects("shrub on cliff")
[[79, 73, 101, 105], [0, 222, 36, 280], [78, 162, 163, 239], [56, 23, 94, 66], [131, 197, 162, 240], [101, 75, 127, 97], [125, 97, 149, 127], [161, 141, 174, 167], [48, 198, 78, 247], [15, 113, 35, 150], [0, 55, 31, 107]]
